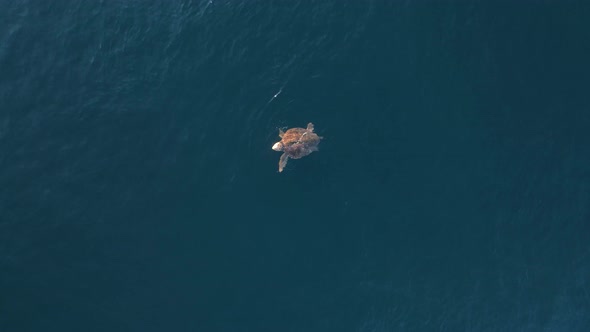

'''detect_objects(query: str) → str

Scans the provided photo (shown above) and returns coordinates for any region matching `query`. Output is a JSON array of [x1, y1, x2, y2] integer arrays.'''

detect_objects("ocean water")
[[1, 1, 590, 331]]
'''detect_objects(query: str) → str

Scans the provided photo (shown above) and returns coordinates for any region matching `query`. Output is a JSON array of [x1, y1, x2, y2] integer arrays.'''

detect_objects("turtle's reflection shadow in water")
[[272, 122, 323, 172]]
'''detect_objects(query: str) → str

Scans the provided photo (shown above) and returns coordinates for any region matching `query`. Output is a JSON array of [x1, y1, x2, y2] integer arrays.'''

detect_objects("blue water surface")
[[1, 1, 589, 331]]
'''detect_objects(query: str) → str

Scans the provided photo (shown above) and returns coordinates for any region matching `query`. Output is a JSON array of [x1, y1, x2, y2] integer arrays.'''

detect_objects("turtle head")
[[272, 142, 284, 151]]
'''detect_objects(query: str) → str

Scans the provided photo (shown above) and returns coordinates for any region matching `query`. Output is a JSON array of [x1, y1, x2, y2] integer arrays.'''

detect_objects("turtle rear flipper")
[[278, 153, 289, 172]]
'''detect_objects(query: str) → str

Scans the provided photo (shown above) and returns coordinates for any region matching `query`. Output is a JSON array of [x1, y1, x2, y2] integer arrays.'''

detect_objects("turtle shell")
[[273, 122, 322, 172], [280, 128, 309, 145], [278, 124, 321, 159], [279, 123, 321, 148]]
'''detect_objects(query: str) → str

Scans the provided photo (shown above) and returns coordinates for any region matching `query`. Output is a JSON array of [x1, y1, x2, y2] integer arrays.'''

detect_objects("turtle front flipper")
[[278, 153, 289, 172], [279, 128, 286, 138], [306, 123, 314, 132]]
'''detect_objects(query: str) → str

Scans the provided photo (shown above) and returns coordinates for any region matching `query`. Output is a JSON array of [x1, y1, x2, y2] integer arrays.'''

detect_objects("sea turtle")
[[272, 122, 322, 172]]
